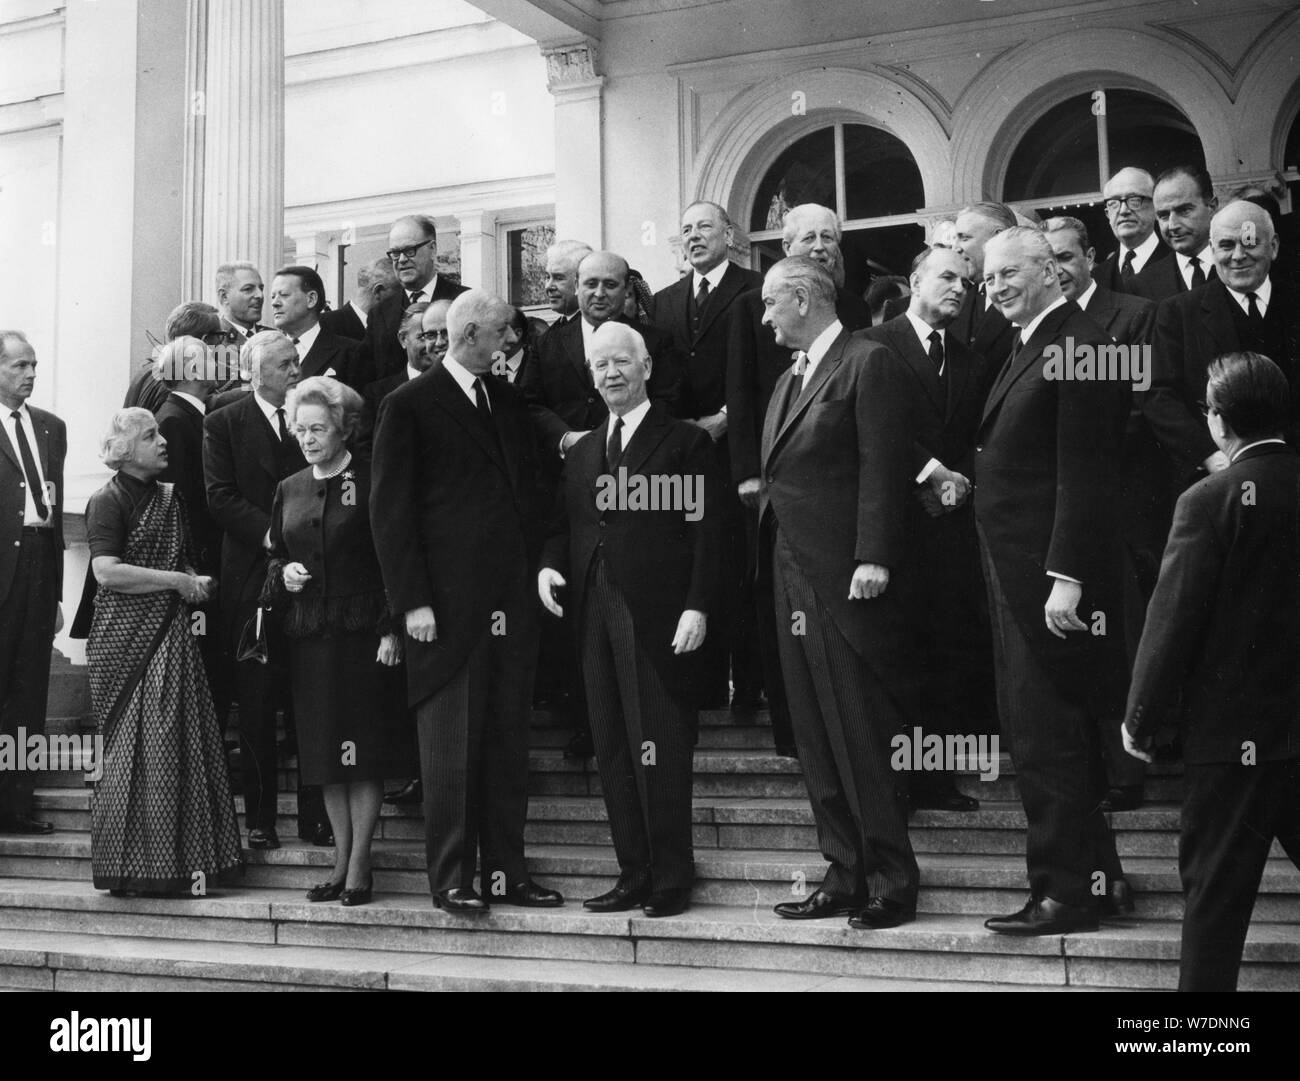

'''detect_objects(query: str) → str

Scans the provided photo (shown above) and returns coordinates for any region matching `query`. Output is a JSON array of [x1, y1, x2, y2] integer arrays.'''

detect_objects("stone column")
[[200, 0, 285, 298], [456, 210, 499, 293], [543, 42, 604, 247]]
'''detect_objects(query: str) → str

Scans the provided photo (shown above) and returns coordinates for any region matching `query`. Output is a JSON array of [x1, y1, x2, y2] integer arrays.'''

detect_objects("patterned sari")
[[88, 481, 243, 892]]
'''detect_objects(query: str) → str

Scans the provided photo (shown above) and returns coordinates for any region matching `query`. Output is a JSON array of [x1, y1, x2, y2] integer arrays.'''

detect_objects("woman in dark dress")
[[266, 377, 404, 906], [85, 407, 243, 896]]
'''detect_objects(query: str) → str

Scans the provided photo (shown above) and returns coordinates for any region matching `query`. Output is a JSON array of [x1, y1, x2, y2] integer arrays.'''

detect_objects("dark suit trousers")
[[979, 534, 1123, 908], [416, 582, 537, 895], [772, 526, 919, 904], [745, 505, 794, 752], [0, 531, 58, 818], [1178, 758, 1300, 992], [581, 560, 695, 890]]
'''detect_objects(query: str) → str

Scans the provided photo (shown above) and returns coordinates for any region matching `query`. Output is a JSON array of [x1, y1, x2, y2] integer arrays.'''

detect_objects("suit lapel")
[[431, 363, 509, 478], [488, 377, 522, 491], [771, 330, 848, 453], [300, 335, 332, 378], [889, 320, 943, 413], [664, 277, 691, 344], [564, 319, 590, 389], [981, 302, 1074, 424], [620, 402, 673, 477], [0, 414, 19, 471], [1201, 281, 1238, 358], [243, 394, 283, 483], [693, 264, 745, 342]]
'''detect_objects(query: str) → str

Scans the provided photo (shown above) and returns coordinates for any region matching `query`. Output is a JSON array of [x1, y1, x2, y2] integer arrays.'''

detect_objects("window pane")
[[841, 223, 926, 299], [843, 125, 925, 220], [751, 128, 836, 232], [507, 224, 555, 307]]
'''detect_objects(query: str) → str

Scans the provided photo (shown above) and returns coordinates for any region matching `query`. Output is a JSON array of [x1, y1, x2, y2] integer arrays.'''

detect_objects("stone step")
[[0, 881, 1296, 991]]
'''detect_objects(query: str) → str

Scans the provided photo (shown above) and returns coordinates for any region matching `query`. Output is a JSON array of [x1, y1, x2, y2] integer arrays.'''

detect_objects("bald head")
[[589, 322, 652, 416], [577, 251, 631, 325], [1210, 200, 1278, 294], [446, 290, 517, 375], [1103, 167, 1157, 248]]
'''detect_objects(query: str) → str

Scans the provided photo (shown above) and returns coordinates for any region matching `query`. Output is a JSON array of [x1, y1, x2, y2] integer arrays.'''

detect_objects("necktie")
[[606, 416, 624, 472], [473, 377, 492, 423], [693, 277, 711, 334], [9, 410, 47, 520], [927, 331, 944, 376], [1121, 250, 1137, 283], [1246, 292, 1263, 324], [408, 291, 423, 307], [274, 407, 288, 442], [1188, 256, 1206, 289], [791, 351, 808, 377]]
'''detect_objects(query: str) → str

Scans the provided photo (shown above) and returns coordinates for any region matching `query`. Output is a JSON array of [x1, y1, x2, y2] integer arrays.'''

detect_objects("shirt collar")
[[904, 309, 944, 351], [292, 321, 321, 355], [805, 319, 844, 366], [252, 389, 285, 430], [405, 363, 424, 382], [1174, 244, 1214, 276], [693, 261, 730, 294], [173, 391, 206, 416], [1226, 277, 1272, 314], [1016, 295, 1068, 345], [1121, 230, 1160, 272], [442, 354, 481, 403], [350, 300, 368, 327], [1232, 437, 1287, 460], [408, 275, 439, 304], [1075, 279, 1098, 310], [609, 397, 652, 447]]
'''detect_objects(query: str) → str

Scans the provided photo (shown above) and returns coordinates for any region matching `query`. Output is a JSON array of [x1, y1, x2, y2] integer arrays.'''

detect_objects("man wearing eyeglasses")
[[1093, 168, 1175, 299], [364, 215, 468, 384]]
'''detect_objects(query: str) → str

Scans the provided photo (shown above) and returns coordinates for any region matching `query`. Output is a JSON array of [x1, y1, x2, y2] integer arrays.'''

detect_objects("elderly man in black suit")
[[0, 331, 65, 835], [1043, 214, 1159, 812], [975, 228, 1131, 935], [951, 202, 1020, 394], [652, 201, 763, 712], [1093, 168, 1174, 298], [756, 257, 920, 930], [204, 332, 308, 850], [541, 240, 593, 333], [860, 246, 992, 814], [539, 322, 722, 917], [1124, 352, 1300, 992], [1147, 200, 1300, 493], [371, 290, 562, 914], [321, 257, 398, 342], [365, 215, 468, 385], [270, 266, 366, 390], [1146, 165, 1219, 302]]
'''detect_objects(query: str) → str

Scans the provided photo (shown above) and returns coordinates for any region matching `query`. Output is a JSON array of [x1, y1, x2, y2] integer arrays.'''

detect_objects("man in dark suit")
[[652, 201, 763, 712], [203, 332, 308, 850], [0, 332, 64, 835], [1124, 352, 1300, 992], [541, 240, 592, 332], [1146, 165, 1218, 302], [1092, 168, 1175, 298], [371, 290, 562, 914], [756, 257, 919, 930], [1147, 200, 1300, 493], [539, 322, 722, 917], [123, 302, 228, 415], [726, 203, 872, 755], [360, 301, 438, 459], [859, 247, 992, 814], [320, 257, 398, 342], [952, 202, 1020, 396], [1045, 214, 1158, 810], [364, 215, 468, 385], [270, 266, 366, 390], [216, 261, 271, 344], [975, 228, 1131, 935]]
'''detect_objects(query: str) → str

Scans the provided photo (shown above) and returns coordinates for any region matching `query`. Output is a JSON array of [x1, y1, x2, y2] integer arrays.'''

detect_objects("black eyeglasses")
[[386, 238, 435, 263], [1103, 195, 1152, 213]]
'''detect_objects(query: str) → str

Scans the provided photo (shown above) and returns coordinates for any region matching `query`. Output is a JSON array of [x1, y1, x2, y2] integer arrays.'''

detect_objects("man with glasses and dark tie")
[[1092, 167, 1175, 298], [364, 215, 467, 384], [0, 331, 65, 835]]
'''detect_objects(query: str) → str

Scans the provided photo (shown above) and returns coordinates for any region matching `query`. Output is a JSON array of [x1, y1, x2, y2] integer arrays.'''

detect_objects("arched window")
[[748, 123, 926, 298]]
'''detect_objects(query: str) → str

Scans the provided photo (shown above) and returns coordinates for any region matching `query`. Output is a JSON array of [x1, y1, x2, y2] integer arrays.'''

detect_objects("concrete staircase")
[[2, 666, 1298, 992]]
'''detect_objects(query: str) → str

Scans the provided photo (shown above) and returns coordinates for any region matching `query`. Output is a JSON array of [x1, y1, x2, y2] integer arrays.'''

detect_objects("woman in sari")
[[86, 407, 243, 897]]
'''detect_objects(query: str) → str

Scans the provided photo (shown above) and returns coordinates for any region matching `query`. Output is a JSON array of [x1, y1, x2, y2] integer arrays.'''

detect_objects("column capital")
[[542, 41, 603, 98]]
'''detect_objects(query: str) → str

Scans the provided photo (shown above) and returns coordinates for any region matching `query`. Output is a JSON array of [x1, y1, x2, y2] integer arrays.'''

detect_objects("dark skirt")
[[290, 630, 409, 785]]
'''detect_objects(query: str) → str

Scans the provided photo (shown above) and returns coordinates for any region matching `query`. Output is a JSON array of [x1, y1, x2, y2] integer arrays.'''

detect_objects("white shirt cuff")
[[915, 458, 941, 484], [1047, 571, 1082, 585]]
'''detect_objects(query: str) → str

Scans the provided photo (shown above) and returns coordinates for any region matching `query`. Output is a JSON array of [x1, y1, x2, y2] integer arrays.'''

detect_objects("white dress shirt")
[[253, 390, 288, 439], [1118, 230, 1161, 275], [800, 319, 844, 391], [607, 397, 652, 456], [1174, 245, 1215, 291], [442, 354, 485, 409], [1075, 280, 1099, 311], [290, 321, 321, 361], [1225, 276, 1272, 317], [692, 260, 730, 298], [350, 300, 368, 329], [904, 311, 948, 483], [2, 402, 52, 526]]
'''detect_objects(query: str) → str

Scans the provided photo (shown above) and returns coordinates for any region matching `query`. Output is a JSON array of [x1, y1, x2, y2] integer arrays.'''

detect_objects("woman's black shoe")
[[306, 879, 346, 902], [340, 875, 373, 907]]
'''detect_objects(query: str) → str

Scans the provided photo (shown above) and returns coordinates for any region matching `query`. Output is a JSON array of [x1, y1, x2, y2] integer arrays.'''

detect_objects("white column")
[[200, 0, 285, 297], [543, 42, 604, 247], [456, 211, 499, 293]]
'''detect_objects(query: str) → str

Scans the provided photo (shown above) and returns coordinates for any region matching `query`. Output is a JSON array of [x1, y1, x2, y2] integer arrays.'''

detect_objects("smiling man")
[[974, 228, 1131, 935], [269, 265, 365, 389], [541, 239, 593, 326]]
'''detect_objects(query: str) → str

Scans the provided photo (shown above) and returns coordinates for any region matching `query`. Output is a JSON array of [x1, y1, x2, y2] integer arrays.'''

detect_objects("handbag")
[[236, 605, 270, 664]]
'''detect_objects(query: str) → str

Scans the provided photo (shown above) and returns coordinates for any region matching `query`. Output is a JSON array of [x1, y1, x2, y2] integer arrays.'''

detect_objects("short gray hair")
[[782, 204, 842, 246], [1042, 215, 1091, 252], [215, 261, 260, 298], [100, 407, 156, 471], [154, 336, 211, 387], [244, 329, 291, 384], [164, 302, 222, 341], [986, 226, 1055, 267], [0, 330, 30, 363], [546, 239, 593, 271], [285, 376, 364, 440], [767, 255, 837, 306]]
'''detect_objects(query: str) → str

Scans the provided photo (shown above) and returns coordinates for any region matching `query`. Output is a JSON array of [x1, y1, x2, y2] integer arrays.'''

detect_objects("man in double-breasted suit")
[[757, 257, 920, 930], [539, 322, 722, 918], [0, 332, 64, 834], [371, 290, 562, 914], [1124, 352, 1300, 992], [975, 229, 1131, 935]]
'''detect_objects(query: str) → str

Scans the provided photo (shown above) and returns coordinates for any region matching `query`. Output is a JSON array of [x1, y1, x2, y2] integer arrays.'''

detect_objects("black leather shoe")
[[643, 887, 690, 918], [1099, 785, 1144, 812], [498, 880, 564, 907], [563, 730, 595, 760], [911, 786, 980, 813], [340, 875, 374, 907], [306, 879, 346, 902], [383, 779, 422, 805], [584, 876, 652, 912], [0, 813, 54, 834], [247, 827, 280, 850], [1101, 878, 1136, 918], [985, 896, 1099, 935], [432, 887, 489, 914], [774, 887, 862, 920], [848, 896, 914, 929], [307, 822, 334, 847]]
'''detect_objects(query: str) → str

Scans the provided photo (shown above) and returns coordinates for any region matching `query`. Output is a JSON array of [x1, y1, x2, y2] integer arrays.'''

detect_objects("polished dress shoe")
[[1101, 878, 1136, 918], [1099, 785, 1144, 812], [432, 887, 489, 914], [583, 876, 651, 913], [340, 875, 374, 907], [0, 813, 54, 835], [643, 887, 690, 918], [774, 887, 862, 920], [383, 779, 422, 805], [911, 785, 979, 813], [498, 880, 564, 907], [563, 730, 595, 760], [306, 878, 346, 902], [246, 827, 280, 850], [985, 896, 1099, 935], [848, 896, 914, 929]]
